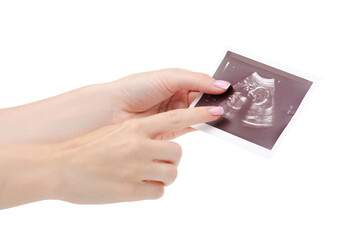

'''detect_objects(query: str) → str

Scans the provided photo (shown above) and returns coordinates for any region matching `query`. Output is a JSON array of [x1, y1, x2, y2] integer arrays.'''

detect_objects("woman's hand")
[[1, 106, 223, 209], [110, 68, 230, 119], [51, 106, 223, 205], [0, 68, 229, 144], [107, 68, 230, 140]]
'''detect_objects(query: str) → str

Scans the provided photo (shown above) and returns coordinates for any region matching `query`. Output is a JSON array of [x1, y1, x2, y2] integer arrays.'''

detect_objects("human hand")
[[51, 106, 223, 204], [0, 68, 229, 144], [108, 68, 230, 140]]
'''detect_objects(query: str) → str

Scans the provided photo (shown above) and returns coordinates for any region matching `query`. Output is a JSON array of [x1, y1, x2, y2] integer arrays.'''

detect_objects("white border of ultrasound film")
[[189, 46, 320, 158]]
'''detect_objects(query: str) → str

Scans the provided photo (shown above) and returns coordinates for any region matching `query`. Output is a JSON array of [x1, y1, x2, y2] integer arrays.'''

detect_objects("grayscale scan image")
[[195, 51, 313, 150], [220, 72, 275, 128]]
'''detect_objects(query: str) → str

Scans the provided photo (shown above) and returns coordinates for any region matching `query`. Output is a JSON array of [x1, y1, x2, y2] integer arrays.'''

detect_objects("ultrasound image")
[[194, 51, 313, 150], [220, 72, 275, 128]]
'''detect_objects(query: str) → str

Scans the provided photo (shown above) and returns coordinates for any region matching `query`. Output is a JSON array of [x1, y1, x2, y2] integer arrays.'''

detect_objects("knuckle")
[[163, 165, 178, 185], [172, 143, 183, 160], [169, 166, 178, 182], [119, 135, 144, 155], [167, 142, 182, 162]]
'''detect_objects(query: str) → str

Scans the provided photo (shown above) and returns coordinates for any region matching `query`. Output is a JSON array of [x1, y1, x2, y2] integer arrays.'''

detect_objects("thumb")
[[158, 68, 231, 94], [140, 106, 224, 138]]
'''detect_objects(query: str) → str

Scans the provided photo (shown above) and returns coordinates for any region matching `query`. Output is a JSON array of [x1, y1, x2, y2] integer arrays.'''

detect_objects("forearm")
[[0, 83, 116, 144], [0, 144, 59, 210]]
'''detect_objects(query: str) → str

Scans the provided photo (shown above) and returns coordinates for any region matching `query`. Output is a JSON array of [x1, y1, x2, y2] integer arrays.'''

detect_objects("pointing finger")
[[141, 106, 224, 138]]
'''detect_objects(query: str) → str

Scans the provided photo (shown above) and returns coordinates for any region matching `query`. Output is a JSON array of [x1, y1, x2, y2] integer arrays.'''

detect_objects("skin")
[[0, 68, 228, 143], [0, 68, 229, 210]]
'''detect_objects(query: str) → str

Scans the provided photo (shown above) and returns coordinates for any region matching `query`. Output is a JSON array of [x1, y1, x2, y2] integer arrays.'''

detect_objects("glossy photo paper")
[[190, 49, 316, 157]]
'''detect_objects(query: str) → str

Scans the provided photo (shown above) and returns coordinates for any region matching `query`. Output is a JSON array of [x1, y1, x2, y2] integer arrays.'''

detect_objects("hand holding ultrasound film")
[[190, 50, 313, 153]]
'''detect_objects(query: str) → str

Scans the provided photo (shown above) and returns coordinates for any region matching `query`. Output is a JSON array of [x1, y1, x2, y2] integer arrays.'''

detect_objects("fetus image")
[[193, 51, 313, 150], [220, 72, 275, 128]]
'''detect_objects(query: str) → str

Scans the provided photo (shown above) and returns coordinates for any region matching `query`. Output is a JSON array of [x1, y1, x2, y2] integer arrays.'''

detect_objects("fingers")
[[154, 127, 196, 140], [137, 140, 180, 186], [168, 127, 197, 139], [147, 140, 182, 166], [140, 106, 224, 138], [131, 182, 165, 200], [140, 163, 178, 186], [158, 68, 230, 94]]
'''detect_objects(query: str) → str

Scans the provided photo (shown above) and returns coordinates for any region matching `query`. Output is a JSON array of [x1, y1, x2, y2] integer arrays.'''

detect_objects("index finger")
[[140, 106, 224, 138]]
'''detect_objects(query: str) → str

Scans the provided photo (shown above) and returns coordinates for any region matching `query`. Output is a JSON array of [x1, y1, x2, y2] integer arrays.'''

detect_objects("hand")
[[51, 106, 223, 204], [108, 68, 230, 139], [0, 68, 230, 144]]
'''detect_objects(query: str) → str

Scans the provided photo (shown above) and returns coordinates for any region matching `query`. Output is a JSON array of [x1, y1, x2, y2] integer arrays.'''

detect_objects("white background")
[[0, 0, 361, 239]]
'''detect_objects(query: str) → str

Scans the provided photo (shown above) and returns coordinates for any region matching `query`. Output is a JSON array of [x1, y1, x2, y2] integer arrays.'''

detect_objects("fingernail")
[[214, 80, 231, 89], [209, 106, 224, 116]]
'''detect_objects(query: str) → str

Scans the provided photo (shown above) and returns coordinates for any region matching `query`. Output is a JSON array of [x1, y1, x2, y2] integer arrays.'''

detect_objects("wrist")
[[103, 81, 138, 123]]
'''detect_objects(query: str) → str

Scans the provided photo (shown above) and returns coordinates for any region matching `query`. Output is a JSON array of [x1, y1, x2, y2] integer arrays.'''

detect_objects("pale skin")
[[0, 68, 230, 210]]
